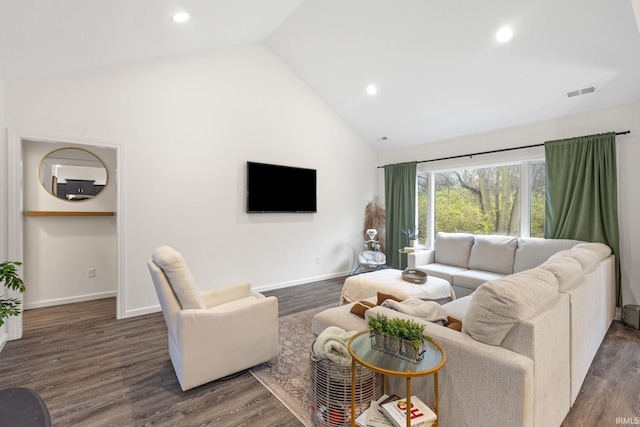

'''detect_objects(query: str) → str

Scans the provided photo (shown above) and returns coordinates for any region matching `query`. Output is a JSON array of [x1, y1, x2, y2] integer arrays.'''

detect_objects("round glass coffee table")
[[348, 330, 446, 427]]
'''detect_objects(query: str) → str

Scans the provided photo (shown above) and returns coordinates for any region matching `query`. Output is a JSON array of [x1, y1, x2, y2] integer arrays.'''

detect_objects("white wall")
[[0, 75, 6, 345], [21, 140, 117, 308], [5, 43, 378, 317], [378, 102, 640, 306]]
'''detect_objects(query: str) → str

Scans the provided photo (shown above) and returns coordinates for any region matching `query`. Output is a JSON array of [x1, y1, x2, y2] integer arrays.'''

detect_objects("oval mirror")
[[38, 148, 108, 201]]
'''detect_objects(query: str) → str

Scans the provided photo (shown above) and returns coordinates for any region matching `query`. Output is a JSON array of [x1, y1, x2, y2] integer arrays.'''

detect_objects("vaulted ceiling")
[[1, 0, 639, 151]]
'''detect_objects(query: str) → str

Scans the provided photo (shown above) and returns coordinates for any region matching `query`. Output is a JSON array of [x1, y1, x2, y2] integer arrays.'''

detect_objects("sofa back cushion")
[[152, 245, 206, 310], [468, 235, 518, 274], [462, 268, 559, 345], [538, 256, 584, 291], [434, 232, 475, 268], [513, 238, 582, 273], [562, 242, 612, 271]]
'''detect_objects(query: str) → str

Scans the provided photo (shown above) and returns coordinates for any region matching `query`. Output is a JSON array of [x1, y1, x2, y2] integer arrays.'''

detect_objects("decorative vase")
[[370, 331, 426, 363], [409, 239, 417, 247]]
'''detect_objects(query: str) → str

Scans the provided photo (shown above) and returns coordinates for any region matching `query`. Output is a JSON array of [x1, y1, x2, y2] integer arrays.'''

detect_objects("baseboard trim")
[[23, 291, 117, 310], [253, 271, 350, 293]]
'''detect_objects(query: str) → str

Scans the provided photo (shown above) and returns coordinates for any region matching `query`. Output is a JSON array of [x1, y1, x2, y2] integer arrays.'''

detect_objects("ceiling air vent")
[[565, 85, 598, 99]]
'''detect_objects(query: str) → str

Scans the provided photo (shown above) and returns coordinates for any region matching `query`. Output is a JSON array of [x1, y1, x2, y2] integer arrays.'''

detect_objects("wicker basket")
[[310, 342, 383, 427]]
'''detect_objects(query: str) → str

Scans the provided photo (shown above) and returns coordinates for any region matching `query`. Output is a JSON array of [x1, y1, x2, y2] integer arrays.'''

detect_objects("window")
[[417, 160, 546, 243], [529, 161, 546, 238]]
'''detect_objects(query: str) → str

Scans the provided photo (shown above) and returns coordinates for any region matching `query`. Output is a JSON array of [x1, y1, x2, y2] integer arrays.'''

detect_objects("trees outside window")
[[529, 161, 546, 238], [417, 160, 546, 242]]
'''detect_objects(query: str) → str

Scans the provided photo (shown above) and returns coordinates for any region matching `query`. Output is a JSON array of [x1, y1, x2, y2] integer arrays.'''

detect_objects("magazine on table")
[[379, 395, 437, 427]]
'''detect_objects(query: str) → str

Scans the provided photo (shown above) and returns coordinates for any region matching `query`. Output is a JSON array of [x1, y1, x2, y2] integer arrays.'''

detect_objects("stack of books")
[[355, 395, 437, 427]]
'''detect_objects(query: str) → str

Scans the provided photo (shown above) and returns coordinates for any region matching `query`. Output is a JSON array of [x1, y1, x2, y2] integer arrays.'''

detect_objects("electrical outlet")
[[87, 268, 96, 278], [316, 256, 320, 264]]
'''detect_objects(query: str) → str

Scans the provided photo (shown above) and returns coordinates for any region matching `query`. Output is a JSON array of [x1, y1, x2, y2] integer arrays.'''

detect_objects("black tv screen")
[[246, 162, 317, 213]]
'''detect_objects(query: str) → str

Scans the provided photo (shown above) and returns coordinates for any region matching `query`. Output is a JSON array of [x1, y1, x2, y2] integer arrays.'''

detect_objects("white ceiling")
[[1, 0, 640, 151]]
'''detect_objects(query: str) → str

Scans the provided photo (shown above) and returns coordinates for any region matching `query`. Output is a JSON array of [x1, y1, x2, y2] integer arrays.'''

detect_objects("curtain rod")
[[377, 130, 630, 168]]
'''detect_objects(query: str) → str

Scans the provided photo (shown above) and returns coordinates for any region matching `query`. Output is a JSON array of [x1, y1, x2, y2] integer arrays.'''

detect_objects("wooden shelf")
[[25, 211, 115, 217]]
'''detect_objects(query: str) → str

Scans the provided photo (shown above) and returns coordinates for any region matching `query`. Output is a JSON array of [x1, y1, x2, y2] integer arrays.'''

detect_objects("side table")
[[348, 330, 446, 427]]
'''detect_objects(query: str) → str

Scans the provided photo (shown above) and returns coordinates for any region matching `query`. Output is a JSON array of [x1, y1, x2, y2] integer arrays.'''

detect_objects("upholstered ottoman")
[[340, 269, 454, 305]]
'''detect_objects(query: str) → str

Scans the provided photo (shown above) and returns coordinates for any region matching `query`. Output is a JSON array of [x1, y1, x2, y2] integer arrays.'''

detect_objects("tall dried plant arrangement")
[[363, 200, 386, 254]]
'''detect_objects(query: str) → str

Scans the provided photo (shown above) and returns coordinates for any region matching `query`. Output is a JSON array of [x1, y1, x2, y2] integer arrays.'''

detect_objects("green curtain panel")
[[544, 132, 621, 305], [384, 162, 417, 269]]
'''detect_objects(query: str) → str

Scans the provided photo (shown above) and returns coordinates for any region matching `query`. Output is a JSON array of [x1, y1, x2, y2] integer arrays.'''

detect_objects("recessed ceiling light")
[[366, 84, 377, 95], [172, 12, 190, 23], [496, 26, 513, 43]]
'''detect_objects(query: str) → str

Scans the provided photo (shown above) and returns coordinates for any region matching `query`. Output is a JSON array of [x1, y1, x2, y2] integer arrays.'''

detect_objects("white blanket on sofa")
[[340, 269, 454, 305], [381, 297, 448, 324]]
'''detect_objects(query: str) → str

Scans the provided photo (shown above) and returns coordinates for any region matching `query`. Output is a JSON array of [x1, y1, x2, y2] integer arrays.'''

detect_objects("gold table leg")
[[434, 372, 439, 427], [406, 377, 411, 427]]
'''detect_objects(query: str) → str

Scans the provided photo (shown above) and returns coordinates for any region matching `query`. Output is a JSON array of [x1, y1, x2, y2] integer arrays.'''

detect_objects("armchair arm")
[[177, 296, 279, 388], [200, 282, 251, 308], [408, 249, 434, 268]]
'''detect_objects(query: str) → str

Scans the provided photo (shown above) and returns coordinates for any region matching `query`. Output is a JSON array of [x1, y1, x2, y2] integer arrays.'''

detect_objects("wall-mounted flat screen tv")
[[246, 161, 317, 213]]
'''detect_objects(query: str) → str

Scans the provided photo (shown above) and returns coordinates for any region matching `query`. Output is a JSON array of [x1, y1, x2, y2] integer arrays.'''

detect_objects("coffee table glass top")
[[349, 330, 445, 376]]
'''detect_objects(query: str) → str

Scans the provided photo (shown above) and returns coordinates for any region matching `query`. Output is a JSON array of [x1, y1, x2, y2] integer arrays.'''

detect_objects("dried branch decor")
[[363, 200, 386, 254]]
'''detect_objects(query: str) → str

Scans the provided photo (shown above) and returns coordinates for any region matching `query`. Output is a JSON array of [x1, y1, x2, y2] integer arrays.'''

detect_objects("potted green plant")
[[0, 261, 25, 327], [367, 314, 431, 362], [400, 228, 421, 247]]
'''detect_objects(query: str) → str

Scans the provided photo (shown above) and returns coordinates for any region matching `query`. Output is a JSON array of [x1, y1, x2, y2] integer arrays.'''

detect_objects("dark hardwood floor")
[[0, 276, 638, 426]]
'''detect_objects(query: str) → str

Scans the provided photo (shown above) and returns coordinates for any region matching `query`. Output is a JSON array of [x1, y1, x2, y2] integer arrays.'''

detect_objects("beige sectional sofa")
[[311, 233, 616, 427], [409, 232, 583, 298]]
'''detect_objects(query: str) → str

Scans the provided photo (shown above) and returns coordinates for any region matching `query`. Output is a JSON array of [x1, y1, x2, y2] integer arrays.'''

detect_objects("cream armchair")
[[147, 245, 279, 391]]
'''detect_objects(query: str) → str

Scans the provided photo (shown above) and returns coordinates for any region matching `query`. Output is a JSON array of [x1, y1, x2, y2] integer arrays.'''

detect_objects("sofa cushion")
[[513, 238, 582, 273], [549, 248, 598, 271], [453, 270, 506, 291], [434, 232, 475, 268], [152, 245, 206, 310], [468, 235, 518, 274], [312, 298, 373, 335], [417, 264, 467, 283], [538, 256, 583, 291], [572, 242, 612, 260], [442, 294, 473, 321], [462, 268, 559, 345]]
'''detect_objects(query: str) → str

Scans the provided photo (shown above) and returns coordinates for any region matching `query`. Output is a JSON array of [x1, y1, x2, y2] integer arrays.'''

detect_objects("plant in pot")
[[400, 228, 421, 247], [0, 261, 25, 327], [367, 314, 431, 363]]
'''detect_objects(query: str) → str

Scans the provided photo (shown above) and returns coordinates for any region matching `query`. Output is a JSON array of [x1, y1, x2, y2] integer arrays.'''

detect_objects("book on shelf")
[[380, 395, 437, 427], [355, 394, 400, 427], [403, 247, 415, 252]]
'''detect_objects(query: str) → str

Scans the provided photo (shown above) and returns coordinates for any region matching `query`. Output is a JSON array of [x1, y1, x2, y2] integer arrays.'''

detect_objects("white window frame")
[[416, 148, 545, 248]]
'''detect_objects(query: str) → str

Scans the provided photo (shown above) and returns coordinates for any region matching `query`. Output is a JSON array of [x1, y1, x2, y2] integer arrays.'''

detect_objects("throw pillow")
[[350, 300, 377, 318], [446, 316, 462, 332], [462, 268, 558, 345], [377, 292, 404, 306]]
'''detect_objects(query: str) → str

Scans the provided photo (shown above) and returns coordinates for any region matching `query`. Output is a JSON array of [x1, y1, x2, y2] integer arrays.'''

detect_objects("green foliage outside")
[[418, 162, 546, 240]]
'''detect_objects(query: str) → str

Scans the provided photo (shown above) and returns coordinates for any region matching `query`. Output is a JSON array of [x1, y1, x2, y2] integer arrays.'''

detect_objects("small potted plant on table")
[[367, 314, 431, 363], [400, 228, 421, 247]]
